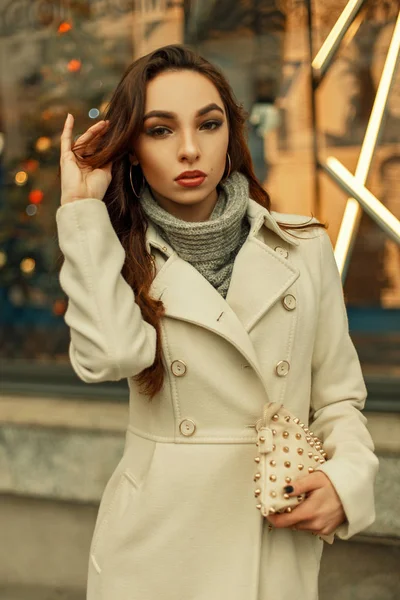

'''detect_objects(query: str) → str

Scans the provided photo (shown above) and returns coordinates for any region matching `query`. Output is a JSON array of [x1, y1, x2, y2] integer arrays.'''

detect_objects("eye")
[[200, 120, 223, 131], [146, 126, 171, 137]]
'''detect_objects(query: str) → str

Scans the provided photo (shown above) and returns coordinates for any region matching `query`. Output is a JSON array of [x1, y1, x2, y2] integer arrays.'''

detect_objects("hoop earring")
[[130, 164, 145, 198], [222, 152, 232, 182]]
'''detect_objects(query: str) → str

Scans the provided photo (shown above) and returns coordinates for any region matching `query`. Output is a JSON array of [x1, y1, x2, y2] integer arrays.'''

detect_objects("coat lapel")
[[225, 203, 300, 331], [145, 199, 300, 378]]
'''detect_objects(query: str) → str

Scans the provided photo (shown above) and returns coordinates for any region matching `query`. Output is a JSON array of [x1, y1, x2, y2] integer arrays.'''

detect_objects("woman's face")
[[131, 69, 229, 221]]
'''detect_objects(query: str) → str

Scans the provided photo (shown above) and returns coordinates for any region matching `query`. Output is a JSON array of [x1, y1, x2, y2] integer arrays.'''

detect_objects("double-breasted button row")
[[274, 246, 289, 259], [179, 419, 196, 436], [275, 245, 296, 311], [171, 360, 187, 377], [282, 294, 296, 311], [275, 360, 290, 377]]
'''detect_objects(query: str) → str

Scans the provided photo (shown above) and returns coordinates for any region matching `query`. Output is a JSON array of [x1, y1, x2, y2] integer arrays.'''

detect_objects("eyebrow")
[[143, 102, 224, 122]]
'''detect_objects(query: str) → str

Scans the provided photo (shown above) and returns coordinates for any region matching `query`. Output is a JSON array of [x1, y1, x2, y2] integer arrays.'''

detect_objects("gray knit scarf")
[[140, 171, 251, 298]]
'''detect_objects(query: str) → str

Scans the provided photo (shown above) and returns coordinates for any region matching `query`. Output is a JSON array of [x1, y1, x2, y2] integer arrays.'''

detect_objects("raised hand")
[[60, 113, 113, 206]]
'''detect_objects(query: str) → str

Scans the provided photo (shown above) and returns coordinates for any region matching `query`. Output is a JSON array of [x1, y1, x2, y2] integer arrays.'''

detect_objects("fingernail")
[[284, 485, 294, 494]]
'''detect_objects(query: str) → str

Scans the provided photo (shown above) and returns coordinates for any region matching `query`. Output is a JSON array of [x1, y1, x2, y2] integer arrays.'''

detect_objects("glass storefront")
[[0, 0, 399, 407]]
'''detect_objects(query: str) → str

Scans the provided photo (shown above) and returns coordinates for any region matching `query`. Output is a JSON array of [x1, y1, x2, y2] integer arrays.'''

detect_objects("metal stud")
[[270, 460, 276, 467], [254, 489, 261, 497], [270, 491, 277, 498], [260, 436, 265, 442], [297, 495, 303, 502], [272, 414, 279, 421], [299, 422, 305, 428], [308, 431, 314, 436], [270, 474, 277, 482], [293, 418, 300, 424], [308, 452, 313, 458], [283, 446, 290, 453], [304, 427, 309, 433], [286, 507, 292, 513], [272, 444, 276, 451], [254, 473, 261, 481], [284, 461, 291, 468], [272, 429, 277, 436], [268, 507, 276, 515], [297, 448, 304, 455], [309, 441, 315, 447], [283, 493, 290, 500], [298, 464, 304, 470], [254, 457, 260, 463], [306, 436, 311, 442], [285, 477, 292, 483], [295, 433, 302, 440], [256, 504, 262, 509], [283, 431, 289, 438], [308, 467, 314, 473], [322, 452, 327, 458], [313, 437, 319, 442], [319, 459, 325, 464], [284, 415, 291, 422]]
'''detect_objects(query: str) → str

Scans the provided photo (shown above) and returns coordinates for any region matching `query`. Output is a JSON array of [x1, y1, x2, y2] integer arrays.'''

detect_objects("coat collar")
[[144, 198, 300, 384]]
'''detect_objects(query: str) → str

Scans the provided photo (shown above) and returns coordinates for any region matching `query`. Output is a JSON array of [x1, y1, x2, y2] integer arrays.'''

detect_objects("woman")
[[56, 44, 378, 600]]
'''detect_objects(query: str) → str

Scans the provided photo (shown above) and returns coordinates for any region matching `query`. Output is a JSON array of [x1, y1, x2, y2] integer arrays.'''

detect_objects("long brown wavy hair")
[[71, 44, 325, 399]]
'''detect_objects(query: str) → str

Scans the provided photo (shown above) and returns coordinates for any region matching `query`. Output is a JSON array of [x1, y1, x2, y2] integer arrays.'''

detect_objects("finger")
[[73, 120, 108, 149], [288, 518, 319, 532], [267, 495, 321, 529], [60, 113, 74, 156], [283, 471, 328, 498]]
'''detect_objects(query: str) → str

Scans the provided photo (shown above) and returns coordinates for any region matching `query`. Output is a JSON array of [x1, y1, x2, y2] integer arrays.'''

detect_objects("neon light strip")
[[323, 158, 400, 245], [312, 0, 365, 78], [334, 11, 400, 278]]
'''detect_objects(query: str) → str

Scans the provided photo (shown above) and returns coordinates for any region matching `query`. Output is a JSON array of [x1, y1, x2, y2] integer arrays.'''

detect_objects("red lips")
[[175, 170, 207, 180]]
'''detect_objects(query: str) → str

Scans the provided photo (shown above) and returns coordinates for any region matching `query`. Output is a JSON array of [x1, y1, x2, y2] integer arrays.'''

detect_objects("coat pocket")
[[90, 469, 140, 575]]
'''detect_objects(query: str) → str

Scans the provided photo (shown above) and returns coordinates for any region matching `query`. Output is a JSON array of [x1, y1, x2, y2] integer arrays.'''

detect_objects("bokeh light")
[[29, 189, 44, 204], [26, 204, 38, 217], [89, 108, 100, 119], [20, 258, 36, 274], [68, 59, 82, 72], [0, 251, 7, 268], [36, 137, 51, 152], [53, 299, 67, 316], [15, 171, 28, 186], [58, 22, 72, 34], [23, 159, 39, 172]]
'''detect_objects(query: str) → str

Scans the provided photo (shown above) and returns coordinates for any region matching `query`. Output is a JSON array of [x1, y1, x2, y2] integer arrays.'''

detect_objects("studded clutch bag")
[[252, 402, 334, 544]]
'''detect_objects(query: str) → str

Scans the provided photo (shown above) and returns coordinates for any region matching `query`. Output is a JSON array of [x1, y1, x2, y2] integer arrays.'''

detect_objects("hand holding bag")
[[252, 402, 335, 544]]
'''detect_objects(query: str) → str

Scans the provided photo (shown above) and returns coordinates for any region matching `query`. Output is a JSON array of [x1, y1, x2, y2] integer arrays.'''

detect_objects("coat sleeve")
[[309, 229, 379, 540], [56, 198, 157, 383]]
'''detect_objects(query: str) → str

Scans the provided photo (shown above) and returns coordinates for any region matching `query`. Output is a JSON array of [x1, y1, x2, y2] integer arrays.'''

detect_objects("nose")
[[177, 129, 200, 164]]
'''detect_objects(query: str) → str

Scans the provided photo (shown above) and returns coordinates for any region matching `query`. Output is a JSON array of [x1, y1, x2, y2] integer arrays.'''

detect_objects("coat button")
[[274, 246, 289, 259], [282, 294, 296, 311], [179, 419, 196, 436], [171, 360, 187, 377], [276, 360, 290, 377]]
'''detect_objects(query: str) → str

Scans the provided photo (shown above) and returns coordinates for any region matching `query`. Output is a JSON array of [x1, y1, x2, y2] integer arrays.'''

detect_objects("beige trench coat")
[[56, 195, 378, 600]]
